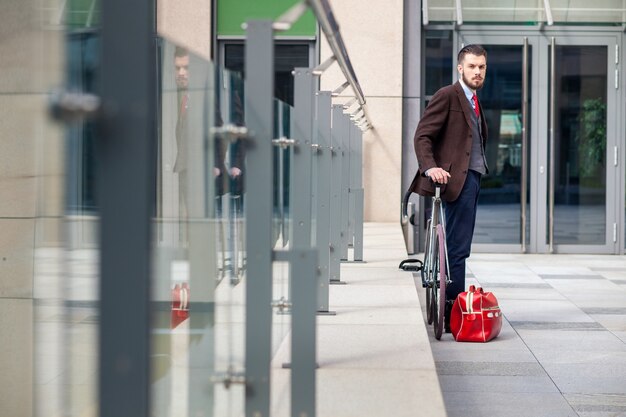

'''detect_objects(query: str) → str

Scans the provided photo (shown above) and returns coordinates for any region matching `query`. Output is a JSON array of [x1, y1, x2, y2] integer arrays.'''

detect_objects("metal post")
[[315, 92, 334, 312], [340, 112, 351, 261], [291, 68, 315, 248], [347, 123, 356, 251], [287, 69, 318, 417], [244, 20, 274, 417], [329, 105, 345, 284], [353, 128, 364, 262], [273, 249, 317, 417], [98, 0, 155, 415]]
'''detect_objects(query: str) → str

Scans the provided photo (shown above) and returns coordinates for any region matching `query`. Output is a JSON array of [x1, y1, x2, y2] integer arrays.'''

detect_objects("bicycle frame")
[[421, 185, 453, 339], [423, 187, 451, 288]]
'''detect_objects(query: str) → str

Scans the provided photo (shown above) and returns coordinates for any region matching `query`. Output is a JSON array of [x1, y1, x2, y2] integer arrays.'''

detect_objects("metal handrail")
[[305, 0, 373, 130], [271, 0, 373, 131]]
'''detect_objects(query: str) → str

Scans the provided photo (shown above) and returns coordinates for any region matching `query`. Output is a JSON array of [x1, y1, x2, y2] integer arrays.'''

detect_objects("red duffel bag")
[[450, 285, 502, 342], [171, 282, 190, 329]]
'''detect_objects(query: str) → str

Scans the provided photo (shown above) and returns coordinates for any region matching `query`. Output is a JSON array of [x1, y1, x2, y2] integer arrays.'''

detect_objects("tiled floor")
[[419, 252, 626, 417], [6, 223, 626, 417]]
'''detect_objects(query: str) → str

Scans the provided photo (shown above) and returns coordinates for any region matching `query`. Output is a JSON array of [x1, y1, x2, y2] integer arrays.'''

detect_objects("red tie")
[[472, 94, 480, 118], [180, 94, 188, 116]]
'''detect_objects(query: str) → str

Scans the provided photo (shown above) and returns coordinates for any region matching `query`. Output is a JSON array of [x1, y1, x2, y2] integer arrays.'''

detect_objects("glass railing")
[[151, 39, 251, 416], [272, 98, 293, 359], [60, 28, 100, 417], [23, 2, 368, 417]]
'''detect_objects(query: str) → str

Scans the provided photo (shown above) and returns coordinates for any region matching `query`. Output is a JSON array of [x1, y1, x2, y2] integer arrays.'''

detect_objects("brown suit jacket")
[[409, 81, 488, 202]]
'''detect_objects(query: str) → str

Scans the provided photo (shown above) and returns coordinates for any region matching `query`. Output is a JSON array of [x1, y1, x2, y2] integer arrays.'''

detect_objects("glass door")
[[544, 36, 619, 253], [458, 31, 621, 254], [457, 33, 536, 252]]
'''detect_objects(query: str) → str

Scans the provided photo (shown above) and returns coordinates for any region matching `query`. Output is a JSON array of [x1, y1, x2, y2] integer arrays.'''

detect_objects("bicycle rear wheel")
[[433, 224, 447, 340]]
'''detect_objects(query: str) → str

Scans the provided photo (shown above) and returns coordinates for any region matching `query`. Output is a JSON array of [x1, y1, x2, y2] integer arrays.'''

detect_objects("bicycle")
[[421, 184, 451, 340], [400, 184, 451, 340]]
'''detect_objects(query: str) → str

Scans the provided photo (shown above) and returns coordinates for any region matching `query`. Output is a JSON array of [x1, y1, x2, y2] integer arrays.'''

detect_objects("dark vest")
[[468, 109, 487, 175]]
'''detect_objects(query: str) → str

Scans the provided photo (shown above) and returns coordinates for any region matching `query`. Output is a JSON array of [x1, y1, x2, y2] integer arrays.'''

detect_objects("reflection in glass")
[[424, 30, 453, 96], [63, 23, 100, 417], [271, 99, 293, 353], [153, 39, 249, 416], [551, 45, 607, 245], [224, 43, 309, 106], [474, 45, 531, 245]]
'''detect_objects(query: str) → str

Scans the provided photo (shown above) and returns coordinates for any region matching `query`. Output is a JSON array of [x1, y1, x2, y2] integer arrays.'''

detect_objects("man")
[[409, 44, 488, 332], [173, 47, 191, 242]]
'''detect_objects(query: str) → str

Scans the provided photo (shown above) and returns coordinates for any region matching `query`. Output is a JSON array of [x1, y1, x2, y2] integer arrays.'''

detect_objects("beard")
[[462, 71, 484, 90], [176, 77, 188, 90]]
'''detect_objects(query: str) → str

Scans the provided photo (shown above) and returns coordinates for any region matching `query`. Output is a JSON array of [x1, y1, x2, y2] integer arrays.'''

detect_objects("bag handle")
[[466, 291, 474, 314], [468, 285, 485, 294]]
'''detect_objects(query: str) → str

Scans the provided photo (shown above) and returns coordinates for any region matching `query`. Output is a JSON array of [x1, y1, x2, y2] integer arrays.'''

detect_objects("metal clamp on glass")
[[48, 89, 101, 123], [210, 365, 246, 389], [271, 296, 292, 314], [272, 136, 297, 149], [210, 124, 250, 142]]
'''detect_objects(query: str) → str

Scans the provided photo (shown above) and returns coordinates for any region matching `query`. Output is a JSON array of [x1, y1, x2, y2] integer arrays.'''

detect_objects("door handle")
[[48, 88, 101, 123], [521, 37, 529, 253], [549, 37, 556, 253]]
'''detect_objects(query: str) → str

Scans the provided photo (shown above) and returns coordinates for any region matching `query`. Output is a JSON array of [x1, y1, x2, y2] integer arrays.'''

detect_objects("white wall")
[[320, 0, 404, 222]]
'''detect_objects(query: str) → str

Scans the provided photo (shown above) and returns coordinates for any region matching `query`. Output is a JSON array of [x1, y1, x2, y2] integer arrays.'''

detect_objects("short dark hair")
[[458, 44, 487, 63], [174, 46, 188, 59]]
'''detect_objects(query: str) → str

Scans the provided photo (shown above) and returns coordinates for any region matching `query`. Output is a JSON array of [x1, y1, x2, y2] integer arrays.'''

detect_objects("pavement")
[[274, 222, 626, 417], [24, 222, 626, 417]]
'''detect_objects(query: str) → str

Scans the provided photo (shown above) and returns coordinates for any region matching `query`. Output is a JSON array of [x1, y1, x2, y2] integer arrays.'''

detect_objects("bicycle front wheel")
[[423, 219, 434, 324], [433, 224, 447, 340]]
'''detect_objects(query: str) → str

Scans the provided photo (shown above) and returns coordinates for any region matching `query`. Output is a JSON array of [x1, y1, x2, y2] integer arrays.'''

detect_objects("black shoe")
[[444, 301, 453, 333]]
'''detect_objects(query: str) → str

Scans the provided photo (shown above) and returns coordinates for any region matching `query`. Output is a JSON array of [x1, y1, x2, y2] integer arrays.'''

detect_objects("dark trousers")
[[443, 170, 481, 301]]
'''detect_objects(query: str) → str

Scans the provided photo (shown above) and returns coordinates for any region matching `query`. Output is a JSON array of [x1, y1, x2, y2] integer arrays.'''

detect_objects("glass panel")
[[462, 0, 544, 23], [225, 43, 310, 106], [274, 100, 293, 247], [424, 30, 453, 96], [428, 0, 457, 22], [6, 0, 66, 416], [63, 13, 100, 417], [551, 0, 626, 24], [153, 39, 247, 416], [475, 45, 531, 245], [551, 45, 607, 245], [271, 99, 293, 412], [427, 0, 626, 24]]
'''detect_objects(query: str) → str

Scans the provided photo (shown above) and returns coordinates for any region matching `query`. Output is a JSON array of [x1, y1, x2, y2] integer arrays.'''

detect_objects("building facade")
[[2, 0, 626, 416]]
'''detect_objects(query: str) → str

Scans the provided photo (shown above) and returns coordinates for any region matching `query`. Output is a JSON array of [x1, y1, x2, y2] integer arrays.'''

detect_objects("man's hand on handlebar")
[[427, 167, 451, 184]]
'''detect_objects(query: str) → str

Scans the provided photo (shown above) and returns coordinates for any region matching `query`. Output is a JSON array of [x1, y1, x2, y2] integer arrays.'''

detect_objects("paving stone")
[[442, 392, 578, 417], [540, 274, 604, 280], [435, 361, 545, 376], [583, 307, 626, 315], [479, 282, 553, 289], [500, 299, 593, 323], [565, 393, 626, 415], [439, 375, 558, 393], [510, 321, 605, 330], [517, 329, 626, 351]]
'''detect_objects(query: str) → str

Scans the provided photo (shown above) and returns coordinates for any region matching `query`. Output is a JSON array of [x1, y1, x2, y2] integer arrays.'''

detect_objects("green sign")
[[218, 0, 317, 37]]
